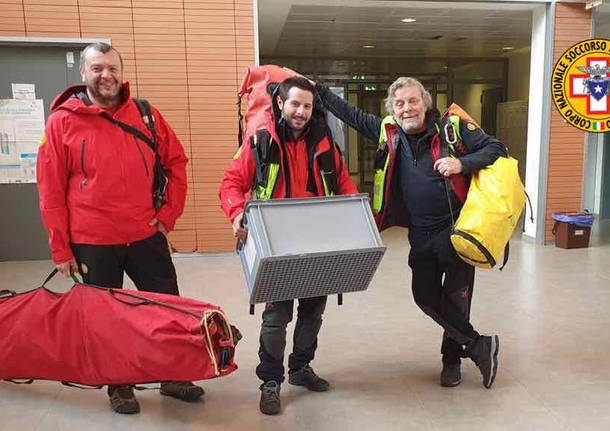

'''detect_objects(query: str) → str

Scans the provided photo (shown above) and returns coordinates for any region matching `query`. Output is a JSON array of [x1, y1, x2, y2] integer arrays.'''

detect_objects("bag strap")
[[107, 289, 202, 319], [499, 242, 509, 271], [250, 129, 279, 196], [316, 138, 339, 196], [61, 381, 104, 390], [0, 289, 16, 298], [133, 98, 158, 151], [40, 268, 80, 288], [41, 268, 59, 287], [525, 191, 534, 223], [98, 99, 157, 155], [5, 379, 34, 384]]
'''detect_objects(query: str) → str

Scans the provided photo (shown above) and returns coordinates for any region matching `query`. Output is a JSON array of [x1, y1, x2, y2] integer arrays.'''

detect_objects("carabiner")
[[443, 122, 457, 145]]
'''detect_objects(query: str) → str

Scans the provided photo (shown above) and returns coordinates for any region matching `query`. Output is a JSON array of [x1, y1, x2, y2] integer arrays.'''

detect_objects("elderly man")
[[315, 77, 505, 389], [37, 42, 203, 414]]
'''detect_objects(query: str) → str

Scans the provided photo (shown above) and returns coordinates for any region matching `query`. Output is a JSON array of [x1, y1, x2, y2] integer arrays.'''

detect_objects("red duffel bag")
[[0, 271, 239, 386]]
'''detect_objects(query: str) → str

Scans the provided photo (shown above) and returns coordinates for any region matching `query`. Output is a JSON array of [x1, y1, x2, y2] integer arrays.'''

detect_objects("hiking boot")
[[107, 385, 140, 414], [469, 335, 499, 389], [160, 381, 205, 402], [440, 363, 462, 387], [288, 365, 330, 392], [259, 381, 281, 415]]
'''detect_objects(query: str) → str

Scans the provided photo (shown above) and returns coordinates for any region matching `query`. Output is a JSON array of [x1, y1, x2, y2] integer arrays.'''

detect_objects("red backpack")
[[237, 65, 297, 145]]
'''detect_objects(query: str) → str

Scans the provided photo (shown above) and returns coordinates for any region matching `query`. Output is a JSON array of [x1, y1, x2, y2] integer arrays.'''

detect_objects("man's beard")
[[285, 115, 309, 131], [281, 110, 310, 133], [87, 80, 121, 106], [399, 118, 425, 134]]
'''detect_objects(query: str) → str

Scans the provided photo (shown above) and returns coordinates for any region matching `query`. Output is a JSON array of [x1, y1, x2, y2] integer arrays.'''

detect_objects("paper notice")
[[0, 99, 45, 183], [11, 83, 36, 100]]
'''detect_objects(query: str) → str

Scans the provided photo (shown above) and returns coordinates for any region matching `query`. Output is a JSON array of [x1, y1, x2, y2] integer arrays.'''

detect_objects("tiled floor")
[[1, 224, 609, 431]]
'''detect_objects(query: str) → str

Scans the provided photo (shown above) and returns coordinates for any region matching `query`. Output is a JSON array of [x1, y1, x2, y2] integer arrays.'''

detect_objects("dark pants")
[[256, 296, 327, 384], [71, 232, 179, 295], [408, 226, 477, 365]]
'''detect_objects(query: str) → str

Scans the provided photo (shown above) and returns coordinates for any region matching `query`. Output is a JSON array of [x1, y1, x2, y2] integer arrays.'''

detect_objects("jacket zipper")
[[79, 139, 88, 189], [133, 137, 150, 177]]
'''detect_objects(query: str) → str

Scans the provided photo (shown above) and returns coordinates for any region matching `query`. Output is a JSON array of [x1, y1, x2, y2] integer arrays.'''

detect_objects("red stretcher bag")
[[0, 272, 239, 386]]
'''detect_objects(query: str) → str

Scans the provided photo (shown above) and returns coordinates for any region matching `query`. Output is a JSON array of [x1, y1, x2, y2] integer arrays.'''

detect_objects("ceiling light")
[[401, 18, 417, 23], [502, 46, 514, 51], [362, 45, 375, 49]]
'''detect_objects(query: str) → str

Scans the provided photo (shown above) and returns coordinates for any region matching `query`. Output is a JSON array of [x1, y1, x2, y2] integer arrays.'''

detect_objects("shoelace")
[[262, 384, 279, 396]]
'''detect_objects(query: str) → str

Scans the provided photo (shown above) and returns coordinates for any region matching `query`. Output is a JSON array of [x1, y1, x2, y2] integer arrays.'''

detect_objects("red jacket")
[[37, 83, 188, 264], [219, 116, 357, 222]]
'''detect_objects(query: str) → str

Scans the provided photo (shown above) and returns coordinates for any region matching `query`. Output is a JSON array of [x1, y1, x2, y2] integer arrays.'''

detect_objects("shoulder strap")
[[134, 98, 158, 151], [316, 138, 338, 196], [99, 110, 155, 151], [250, 129, 279, 195]]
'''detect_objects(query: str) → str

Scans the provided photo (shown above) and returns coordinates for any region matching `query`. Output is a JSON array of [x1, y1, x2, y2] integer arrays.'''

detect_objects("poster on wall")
[[0, 99, 45, 184]]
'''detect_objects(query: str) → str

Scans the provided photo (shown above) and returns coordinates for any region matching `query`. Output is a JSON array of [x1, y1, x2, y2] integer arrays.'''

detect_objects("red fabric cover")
[[238, 65, 296, 144], [0, 284, 237, 385]]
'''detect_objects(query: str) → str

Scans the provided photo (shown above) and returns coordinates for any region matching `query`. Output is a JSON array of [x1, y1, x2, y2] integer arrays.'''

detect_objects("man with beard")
[[314, 77, 505, 389], [219, 77, 357, 415], [36, 42, 202, 414]]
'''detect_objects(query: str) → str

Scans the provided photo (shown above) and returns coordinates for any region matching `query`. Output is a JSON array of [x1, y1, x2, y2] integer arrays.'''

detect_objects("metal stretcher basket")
[[237, 194, 386, 304]]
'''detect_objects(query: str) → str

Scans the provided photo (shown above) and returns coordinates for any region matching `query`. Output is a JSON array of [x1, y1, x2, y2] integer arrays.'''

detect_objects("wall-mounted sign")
[[552, 38, 610, 133], [0, 99, 45, 183]]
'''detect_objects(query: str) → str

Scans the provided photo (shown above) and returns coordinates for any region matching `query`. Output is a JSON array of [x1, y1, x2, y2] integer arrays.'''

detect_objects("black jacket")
[[316, 84, 507, 230]]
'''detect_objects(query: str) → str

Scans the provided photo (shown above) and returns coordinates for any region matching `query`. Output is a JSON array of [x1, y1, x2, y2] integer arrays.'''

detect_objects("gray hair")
[[80, 42, 123, 70], [384, 77, 433, 113]]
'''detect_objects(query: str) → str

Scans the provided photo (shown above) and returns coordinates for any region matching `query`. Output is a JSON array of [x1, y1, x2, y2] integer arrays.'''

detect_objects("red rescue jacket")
[[37, 83, 188, 264], [219, 115, 358, 222]]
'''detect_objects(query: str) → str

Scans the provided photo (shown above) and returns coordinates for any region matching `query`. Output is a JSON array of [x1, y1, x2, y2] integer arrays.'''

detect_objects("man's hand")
[[294, 72, 316, 87], [57, 258, 78, 277], [149, 217, 168, 236], [433, 157, 463, 177], [232, 212, 248, 242]]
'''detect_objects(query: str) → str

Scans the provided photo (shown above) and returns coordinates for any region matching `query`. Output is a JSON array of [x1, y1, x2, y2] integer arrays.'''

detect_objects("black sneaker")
[[469, 335, 499, 389], [440, 363, 462, 387], [160, 381, 205, 402], [108, 385, 140, 414], [288, 365, 330, 392], [259, 380, 281, 415]]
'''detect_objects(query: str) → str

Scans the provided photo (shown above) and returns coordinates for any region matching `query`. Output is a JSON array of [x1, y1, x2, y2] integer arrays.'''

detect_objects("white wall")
[[524, 4, 551, 240]]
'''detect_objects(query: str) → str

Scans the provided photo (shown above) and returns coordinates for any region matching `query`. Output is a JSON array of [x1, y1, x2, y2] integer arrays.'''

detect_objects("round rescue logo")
[[552, 38, 610, 132]]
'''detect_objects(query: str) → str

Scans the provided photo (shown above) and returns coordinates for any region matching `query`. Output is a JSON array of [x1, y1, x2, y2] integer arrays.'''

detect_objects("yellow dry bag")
[[450, 156, 525, 269]]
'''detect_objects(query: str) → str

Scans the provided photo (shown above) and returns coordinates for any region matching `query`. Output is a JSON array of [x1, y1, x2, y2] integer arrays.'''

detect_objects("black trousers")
[[71, 232, 179, 295], [256, 296, 327, 384], [408, 226, 477, 365]]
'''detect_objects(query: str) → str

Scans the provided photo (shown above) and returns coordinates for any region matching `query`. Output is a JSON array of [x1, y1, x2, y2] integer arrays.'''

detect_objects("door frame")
[[0, 36, 110, 47]]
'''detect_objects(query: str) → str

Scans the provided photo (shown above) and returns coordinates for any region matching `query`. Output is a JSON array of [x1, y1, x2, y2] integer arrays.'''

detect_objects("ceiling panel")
[[260, 1, 534, 59]]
